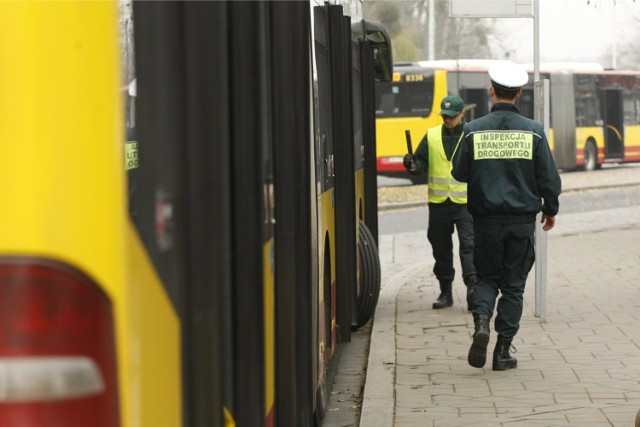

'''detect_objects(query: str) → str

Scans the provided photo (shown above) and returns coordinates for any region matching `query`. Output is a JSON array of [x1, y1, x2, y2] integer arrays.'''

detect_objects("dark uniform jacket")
[[451, 103, 561, 223]]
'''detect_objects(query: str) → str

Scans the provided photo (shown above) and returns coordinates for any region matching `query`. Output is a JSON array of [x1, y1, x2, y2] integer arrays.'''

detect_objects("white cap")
[[488, 61, 528, 89]]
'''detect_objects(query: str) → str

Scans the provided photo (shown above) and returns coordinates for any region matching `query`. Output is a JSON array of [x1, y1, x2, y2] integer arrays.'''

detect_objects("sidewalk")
[[362, 168, 640, 427]]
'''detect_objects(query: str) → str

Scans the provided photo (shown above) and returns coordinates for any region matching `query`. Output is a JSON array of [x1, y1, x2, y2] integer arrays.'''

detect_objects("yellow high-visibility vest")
[[427, 125, 467, 204]]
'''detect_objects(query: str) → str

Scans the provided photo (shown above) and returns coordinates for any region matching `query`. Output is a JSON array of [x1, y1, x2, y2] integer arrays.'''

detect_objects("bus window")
[[459, 88, 489, 120], [518, 88, 535, 121], [361, 20, 392, 82], [375, 78, 435, 118], [574, 75, 600, 127]]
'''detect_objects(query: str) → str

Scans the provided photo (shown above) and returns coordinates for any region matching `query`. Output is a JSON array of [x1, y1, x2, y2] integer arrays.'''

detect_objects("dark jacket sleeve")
[[535, 132, 562, 216], [411, 133, 429, 175]]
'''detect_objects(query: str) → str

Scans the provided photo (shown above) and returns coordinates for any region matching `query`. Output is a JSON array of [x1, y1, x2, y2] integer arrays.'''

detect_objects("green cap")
[[440, 95, 464, 117]]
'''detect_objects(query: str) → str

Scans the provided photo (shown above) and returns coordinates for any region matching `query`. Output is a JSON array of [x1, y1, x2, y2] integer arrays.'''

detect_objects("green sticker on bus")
[[125, 141, 139, 170]]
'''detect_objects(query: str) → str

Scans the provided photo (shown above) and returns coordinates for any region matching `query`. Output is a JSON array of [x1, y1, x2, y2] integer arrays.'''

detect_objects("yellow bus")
[[374, 59, 640, 180], [373, 63, 450, 183], [0, 1, 390, 426]]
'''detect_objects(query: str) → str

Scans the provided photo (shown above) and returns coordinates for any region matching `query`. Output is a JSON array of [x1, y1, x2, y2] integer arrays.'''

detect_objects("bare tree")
[[364, 0, 496, 62], [610, 1, 640, 69]]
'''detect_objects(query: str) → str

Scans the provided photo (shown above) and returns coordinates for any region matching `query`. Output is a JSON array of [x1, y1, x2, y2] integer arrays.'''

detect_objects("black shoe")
[[493, 336, 517, 371], [468, 315, 490, 368], [432, 293, 453, 309]]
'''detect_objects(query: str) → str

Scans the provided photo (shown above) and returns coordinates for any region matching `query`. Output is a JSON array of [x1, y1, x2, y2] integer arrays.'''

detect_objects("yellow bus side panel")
[[317, 188, 335, 353], [263, 240, 275, 423], [354, 168, 364, 223], [123, 229, 182, 427], [376, 117, 432, 158], [0, 3, 182, 426], [375, 69, 448, 165], [624, 125, 640, 161], [0, 1, 125, 272], [354, 170, 364, 286]]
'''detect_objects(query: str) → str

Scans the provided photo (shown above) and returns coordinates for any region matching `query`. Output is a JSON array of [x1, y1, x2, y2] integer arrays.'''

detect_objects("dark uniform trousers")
[[427, 201, 475, 284], [473, 221, 536, 339]]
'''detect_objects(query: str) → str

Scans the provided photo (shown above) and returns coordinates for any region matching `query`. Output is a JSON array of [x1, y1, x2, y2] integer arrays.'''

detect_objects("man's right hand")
[[403, 153, 417, 173]]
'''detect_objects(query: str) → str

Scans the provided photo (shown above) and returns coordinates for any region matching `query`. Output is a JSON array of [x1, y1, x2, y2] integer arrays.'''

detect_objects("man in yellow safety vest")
[[403, 95, 477, 311]]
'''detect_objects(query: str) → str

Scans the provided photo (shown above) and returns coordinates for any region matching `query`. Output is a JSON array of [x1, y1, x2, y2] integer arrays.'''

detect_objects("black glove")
[[403, 153, 417, 173]]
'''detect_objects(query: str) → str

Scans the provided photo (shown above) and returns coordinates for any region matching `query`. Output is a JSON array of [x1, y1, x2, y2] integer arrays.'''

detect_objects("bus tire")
[[584, 140, 598, 171], [353, 220, 381, 329]]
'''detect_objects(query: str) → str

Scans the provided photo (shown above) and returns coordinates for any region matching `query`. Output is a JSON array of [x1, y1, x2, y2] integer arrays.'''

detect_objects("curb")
[[378, 181, 640, 211], [359, 262, 425, 427]]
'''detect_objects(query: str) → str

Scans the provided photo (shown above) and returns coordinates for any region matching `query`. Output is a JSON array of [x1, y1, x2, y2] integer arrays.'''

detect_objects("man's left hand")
[[541, 214, 555, 231]]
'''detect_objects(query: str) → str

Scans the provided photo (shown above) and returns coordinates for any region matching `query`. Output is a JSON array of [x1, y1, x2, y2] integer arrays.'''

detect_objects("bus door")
[[599, 88, 625, 159], [135, 2, 278, 425]]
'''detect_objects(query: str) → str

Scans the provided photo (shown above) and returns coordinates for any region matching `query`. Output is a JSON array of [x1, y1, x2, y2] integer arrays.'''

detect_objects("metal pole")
[[428, 0, 435, 60], [534, 79, 549, 322], [533, 0, 539, 82], [532, 0, 548, 321]]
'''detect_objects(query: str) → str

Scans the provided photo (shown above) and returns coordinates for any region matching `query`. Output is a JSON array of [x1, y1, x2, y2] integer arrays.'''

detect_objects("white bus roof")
[[415, 59, 608, 74], [416, 59, 509, 71], [521, 62, 605, 73]]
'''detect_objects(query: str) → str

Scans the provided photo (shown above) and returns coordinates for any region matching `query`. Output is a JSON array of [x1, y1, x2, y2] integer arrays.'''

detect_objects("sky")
[[485, 0, 640, 69]]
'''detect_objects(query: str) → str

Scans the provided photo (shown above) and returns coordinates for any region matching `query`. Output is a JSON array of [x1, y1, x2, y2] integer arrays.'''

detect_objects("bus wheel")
[[353, 220, 381, 329], [584, 141, 598, 171]]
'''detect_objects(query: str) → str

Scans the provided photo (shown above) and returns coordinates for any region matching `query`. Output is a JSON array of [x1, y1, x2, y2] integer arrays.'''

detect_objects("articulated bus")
[[374, 59, 640, 181], [0, 1, 390, 426]]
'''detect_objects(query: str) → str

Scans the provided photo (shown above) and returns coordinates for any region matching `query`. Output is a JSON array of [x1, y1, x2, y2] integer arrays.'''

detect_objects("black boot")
[[432, 281, 453, 309], [493, 335, 517, 371], [468, 314, 490, 368], [464, 275, 478, 312]]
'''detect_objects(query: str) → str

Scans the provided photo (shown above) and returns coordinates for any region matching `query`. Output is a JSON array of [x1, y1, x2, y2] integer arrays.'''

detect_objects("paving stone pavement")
[[361, 168, 640, 427]]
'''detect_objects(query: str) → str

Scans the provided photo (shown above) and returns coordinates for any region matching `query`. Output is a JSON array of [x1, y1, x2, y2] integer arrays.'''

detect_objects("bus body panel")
[[354, 169, 364, 298], [3, 1, 389, 425], [623, 125, 640, 162], [124, 231, 182, 427], [317, 188, 337, 360], [355, 169, 365, 223], [0, 1, 124, 281], [0, 3, 182, 426], [262, 240, 275, 424]]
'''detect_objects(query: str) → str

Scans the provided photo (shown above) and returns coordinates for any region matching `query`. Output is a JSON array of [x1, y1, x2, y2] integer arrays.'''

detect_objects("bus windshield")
[[375, 78, 435, 118]]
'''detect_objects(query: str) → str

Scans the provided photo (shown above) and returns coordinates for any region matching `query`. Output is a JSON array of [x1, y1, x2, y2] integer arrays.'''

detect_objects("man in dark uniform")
[[452, 61, 561, 370], [403, 95, 478, 311]]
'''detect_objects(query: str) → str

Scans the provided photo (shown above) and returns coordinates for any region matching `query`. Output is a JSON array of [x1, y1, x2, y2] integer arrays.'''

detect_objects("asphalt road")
[[378, 185, 640, 236]]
